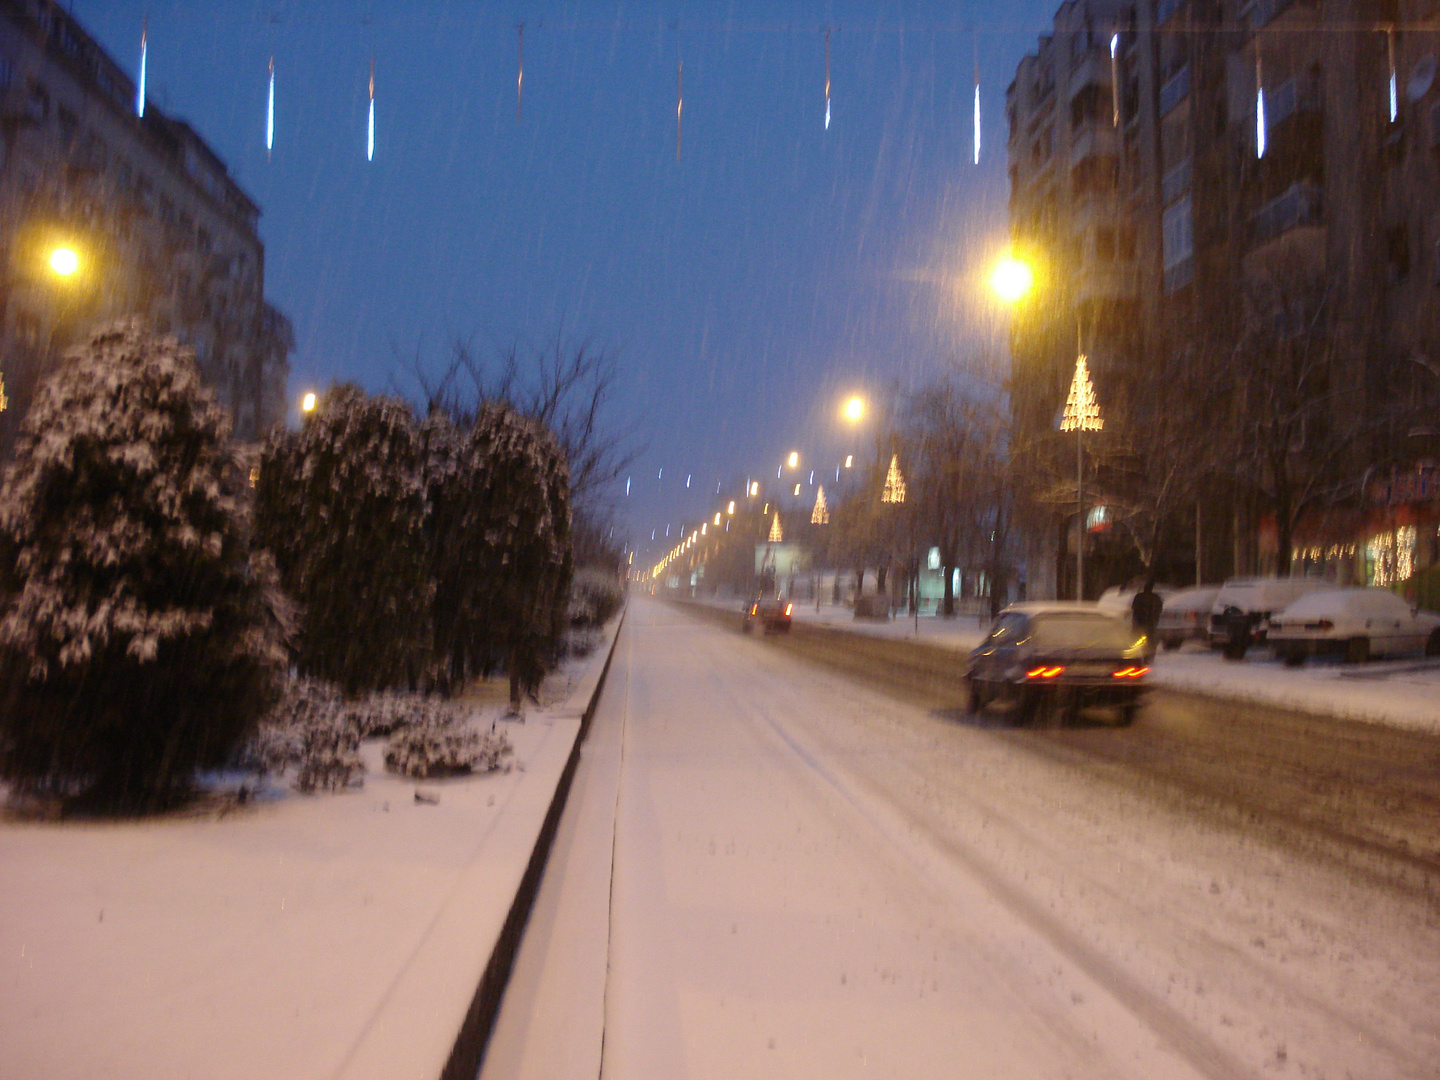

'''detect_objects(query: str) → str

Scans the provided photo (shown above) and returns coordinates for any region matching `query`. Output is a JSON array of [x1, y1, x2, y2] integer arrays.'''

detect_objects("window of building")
[[1095, 227, 1116, 262], [1162, 195, 1193, 270], [1387, 224, 1411, 280], [58, 106, 78, 145]]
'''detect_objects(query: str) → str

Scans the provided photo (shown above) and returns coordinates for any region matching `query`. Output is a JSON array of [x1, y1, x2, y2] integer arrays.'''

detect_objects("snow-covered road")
[[481, 598, 1440, 1079]]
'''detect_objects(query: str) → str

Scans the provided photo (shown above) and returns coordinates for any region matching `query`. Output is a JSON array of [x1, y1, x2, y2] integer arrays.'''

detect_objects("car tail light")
[[784, 603, 793, 616], [1025, 665, 1065, 679], [1112, 666, 1149, 678]]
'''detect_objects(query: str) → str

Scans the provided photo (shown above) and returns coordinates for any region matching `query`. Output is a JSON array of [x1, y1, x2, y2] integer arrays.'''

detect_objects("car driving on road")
[[1267, 587, 1440, 665], [742, 596, 793, 634], [966, 602, 1150, 725]]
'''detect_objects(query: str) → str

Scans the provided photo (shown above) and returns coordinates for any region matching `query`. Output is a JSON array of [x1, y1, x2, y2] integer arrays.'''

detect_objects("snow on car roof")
[[1279, 587, 1405, 616], [999, 601, 1125, 618]]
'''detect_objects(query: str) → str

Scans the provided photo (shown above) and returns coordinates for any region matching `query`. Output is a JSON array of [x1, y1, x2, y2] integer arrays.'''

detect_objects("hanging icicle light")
[[1255, 50, 1266, 159], [367, 58, 375, 161], [1110, 32, 1121, 127], [824, 27, 832, 130], [1388, 26, 1399, 123], [676, 59, 683, 161], [625, 476, 631, 496], [973, 61, 981, 163], [266, 57, 275, 157], [973, 36, 981, 165], [517, 22, 525, 122], [135, 20, 147, 118]]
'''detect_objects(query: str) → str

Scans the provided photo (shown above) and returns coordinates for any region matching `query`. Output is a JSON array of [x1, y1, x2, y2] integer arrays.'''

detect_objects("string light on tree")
[[811, 485, 829, 524], [1061, 354, 1103, 601], [881, 454, 906, 504], [1060, 354, 1103, 433]]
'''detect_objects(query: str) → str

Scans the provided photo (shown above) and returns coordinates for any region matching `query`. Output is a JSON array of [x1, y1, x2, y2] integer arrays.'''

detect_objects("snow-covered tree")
[[0, 319, 287, 811], [254, 384, 432, 694], [465, 403, 572, 710]]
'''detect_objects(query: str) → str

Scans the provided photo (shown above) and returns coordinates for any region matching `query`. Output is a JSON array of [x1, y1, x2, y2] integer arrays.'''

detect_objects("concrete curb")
[[333, 608, 627, 1080], [439, 606, 626, 1080]]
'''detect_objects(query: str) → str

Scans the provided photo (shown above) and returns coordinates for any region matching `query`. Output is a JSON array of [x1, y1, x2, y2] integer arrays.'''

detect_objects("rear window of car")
[[1031, 612, 1139, 650]]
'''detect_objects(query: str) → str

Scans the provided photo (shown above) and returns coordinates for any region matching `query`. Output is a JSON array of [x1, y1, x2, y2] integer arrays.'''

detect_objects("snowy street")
[[482, 597, 1440, 1079]]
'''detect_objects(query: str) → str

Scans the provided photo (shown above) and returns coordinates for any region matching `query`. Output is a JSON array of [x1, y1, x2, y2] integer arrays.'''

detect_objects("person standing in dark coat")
[[1130, 579, 1163, 654]]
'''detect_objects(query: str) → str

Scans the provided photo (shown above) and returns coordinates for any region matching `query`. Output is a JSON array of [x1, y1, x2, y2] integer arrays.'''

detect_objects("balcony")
[[1074, 263, 1138, 305], [1159, 66, 1190, 117], [1249, 182, 1323, 246], [1068, 51, 1110, 102], [1161, 158, 1191, 205], [1070, 123, 1119, 168]]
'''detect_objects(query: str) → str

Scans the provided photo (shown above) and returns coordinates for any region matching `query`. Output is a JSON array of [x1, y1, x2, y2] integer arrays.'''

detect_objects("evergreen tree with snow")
[[465, 403, 572, 710], [0, 320, 287, 812], [254, 384, 432, 694]]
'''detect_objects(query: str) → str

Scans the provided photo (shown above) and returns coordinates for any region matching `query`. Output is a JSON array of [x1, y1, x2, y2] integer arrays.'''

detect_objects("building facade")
[[0, 0, 290, 450], [1007, 0, 1440, 600]]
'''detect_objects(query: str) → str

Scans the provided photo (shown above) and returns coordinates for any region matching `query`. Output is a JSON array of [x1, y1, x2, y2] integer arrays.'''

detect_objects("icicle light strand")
[[1255, 50, 1266, 158], [367, 58, 375, 161], [1388, 25, 1398, 122], [266, 57, 275, 155], [824, 27, 831, 130], [136, 21, 147, 118]]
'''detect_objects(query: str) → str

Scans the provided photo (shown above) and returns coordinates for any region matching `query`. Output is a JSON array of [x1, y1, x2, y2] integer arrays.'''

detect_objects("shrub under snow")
[[567, 567, 624, 629], [240, 677, 511, 789], [0, 320, 287, 812], [384, 713, 511, 779]]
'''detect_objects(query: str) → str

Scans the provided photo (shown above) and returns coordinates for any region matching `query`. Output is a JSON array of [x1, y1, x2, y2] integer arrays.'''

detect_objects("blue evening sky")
[[74, 1, 1060, 563]]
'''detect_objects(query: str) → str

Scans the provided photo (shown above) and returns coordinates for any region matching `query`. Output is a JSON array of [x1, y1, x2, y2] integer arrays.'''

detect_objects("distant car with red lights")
[[742, 595, 793, 634], [966, 602, 1149, 725]]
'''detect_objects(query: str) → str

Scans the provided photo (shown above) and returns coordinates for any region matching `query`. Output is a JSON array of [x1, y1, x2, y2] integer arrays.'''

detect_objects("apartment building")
[[1007, 0, 1440, 599], [0, 0, 290, 449]]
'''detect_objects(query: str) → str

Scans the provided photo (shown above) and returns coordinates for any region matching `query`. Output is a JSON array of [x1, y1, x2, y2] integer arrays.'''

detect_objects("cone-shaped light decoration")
[[769, 511, 783, 543], [1060, 355, 1104, 432], [811, 486, 830, 524], [882, 455, 906, 504]]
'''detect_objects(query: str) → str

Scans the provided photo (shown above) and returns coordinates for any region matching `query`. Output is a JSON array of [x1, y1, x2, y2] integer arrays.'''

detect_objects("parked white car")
[[1097, 584, 1176, 614], [1156, 585, 1221, 650], [1267, 587, 1440, 665], [1206, 576, 1332, 647]]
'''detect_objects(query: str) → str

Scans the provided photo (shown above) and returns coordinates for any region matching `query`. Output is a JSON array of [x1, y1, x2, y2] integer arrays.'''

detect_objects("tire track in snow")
[[700, 622, 1249, 1080]]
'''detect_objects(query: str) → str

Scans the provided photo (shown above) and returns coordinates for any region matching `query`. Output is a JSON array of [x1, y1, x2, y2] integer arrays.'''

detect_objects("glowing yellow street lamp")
[[842, 395, 865, 423], [48, 245, 80, 278], [787, 451, 799, 468], [989, 252, 1035, 304], [301, 391, 317, 413]]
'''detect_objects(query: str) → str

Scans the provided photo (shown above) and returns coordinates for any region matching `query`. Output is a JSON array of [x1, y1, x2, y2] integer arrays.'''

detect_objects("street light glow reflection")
[[843, 396, 865, 422]]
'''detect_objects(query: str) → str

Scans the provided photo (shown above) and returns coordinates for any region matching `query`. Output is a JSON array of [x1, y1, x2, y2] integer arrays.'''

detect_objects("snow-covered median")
[[0, 615, 622, 1080]]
